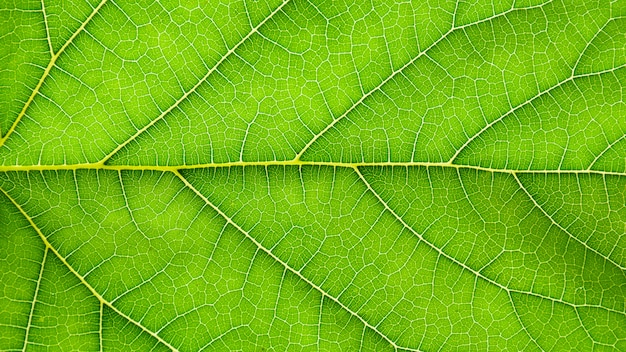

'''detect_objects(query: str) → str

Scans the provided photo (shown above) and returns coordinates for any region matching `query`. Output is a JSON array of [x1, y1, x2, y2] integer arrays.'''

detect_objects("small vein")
[[295, 2, 553, 160], [0, 0, 109, 148], [573, 306, 597, 346], [573, 306, 619, 349], [511, 173, 625, 271], [294, 25, 453, 160], [0, 186, 179, 352], [448, 66, 625, 163], [21, 247, 48, 352], [117, 170, 144, 236], [41, 0, 54, 56], [199, 326, 248, 350], [99, 301, 103, 352], [588, 133, 626, 171], [450, 8, 624, 165], [98, 0, 292, 165], [571, 18, 615, 75], [173, 170, 417, 352], [507, 291, 545, 352], [352, 167, 625, 316]]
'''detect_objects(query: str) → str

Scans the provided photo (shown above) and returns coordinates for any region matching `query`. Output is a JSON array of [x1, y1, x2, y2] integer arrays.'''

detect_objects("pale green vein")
[[449, 64, 626, 163], [571, 17, 615, 75], [295, 1, 554, 160], [352, 166, 625, 316], [574, 306, 621, 349], [588, 133, 626, 170], [507, 291, 544, 352], [117, 170, 143, 238], [573, 306, 602, 348], [512, 173, 625, 271], [197, 250, 267, 350], [21, 247, 47, 352], [98, 302, 103, 352], [0, 187, 178, 352], [173, 170, 419, 352], [98, 0, 292, 165], [0, 0, 109, 148], [40, 0, 53, 56]]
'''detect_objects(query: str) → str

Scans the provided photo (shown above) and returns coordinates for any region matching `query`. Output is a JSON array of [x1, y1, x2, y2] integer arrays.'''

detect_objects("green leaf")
[[1, 0, 625, 350]]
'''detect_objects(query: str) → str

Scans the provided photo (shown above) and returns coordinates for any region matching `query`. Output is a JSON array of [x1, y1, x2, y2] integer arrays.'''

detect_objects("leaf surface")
[[1, 0, 625, 351]]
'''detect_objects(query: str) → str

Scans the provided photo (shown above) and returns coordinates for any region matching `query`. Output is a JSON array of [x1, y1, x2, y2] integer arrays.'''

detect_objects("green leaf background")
[[1, 0, 625, 350]]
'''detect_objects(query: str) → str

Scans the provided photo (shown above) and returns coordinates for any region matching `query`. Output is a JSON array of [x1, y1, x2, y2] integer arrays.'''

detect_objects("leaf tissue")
[[1, 0, 625, 350]]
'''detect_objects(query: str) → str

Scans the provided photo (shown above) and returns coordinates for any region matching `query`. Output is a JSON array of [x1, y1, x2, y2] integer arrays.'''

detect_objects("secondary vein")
[[0, 0, 109, 148], [0, 186, 179, 352], [97, 0, 292, 165]]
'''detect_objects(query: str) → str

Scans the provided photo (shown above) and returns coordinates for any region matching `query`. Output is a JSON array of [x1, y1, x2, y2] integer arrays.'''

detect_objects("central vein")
[[0, 161, 622, 177]]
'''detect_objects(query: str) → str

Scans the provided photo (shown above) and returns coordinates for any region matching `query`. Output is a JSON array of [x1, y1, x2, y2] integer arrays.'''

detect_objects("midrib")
[[0, 161, 622, 177]]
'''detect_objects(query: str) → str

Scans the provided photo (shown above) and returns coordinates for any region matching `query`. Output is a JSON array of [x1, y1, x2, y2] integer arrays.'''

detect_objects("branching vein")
[[0, 0, 109, 148], [98, 0, 293, 165], [0, 187, 179, 352], [173, 170, 420, 352]]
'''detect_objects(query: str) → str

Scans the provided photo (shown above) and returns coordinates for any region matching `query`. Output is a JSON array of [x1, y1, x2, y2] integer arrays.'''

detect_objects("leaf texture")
[[0, 0, 625, 351]]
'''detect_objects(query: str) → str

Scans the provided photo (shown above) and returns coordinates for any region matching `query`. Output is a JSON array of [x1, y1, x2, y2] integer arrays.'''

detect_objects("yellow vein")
[[0, 0, 109, 148], [0, 186, 179, 352], [0, 161, 625, 177], [294, 3, 553, 160], [98, 0, 292, 165], [21, 247, 48, 352], [352, 167, 625, 316], [512, 173, 625, 271], [173, 170, 419, 352]]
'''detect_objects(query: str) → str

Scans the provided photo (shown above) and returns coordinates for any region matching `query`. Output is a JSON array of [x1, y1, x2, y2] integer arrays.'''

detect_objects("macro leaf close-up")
[[1, 0, 625, 350]]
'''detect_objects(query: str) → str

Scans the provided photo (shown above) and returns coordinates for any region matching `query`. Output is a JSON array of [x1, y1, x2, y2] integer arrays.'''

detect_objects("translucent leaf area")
[[1, 0, 625, 351]]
